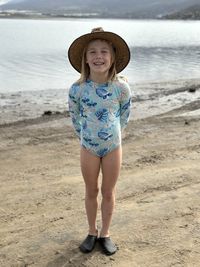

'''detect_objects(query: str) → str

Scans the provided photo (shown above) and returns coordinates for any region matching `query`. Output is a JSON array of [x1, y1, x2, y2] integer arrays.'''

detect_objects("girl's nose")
[[96, 52, 102, 58]]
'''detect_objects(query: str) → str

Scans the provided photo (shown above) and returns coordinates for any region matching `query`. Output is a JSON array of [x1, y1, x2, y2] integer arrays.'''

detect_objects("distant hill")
[[1, 0, 200, 19], [163, 4, 200, 20]]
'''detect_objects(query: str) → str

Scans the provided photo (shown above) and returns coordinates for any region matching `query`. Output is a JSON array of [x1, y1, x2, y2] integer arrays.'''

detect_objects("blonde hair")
[[77, 39, 117, 84]]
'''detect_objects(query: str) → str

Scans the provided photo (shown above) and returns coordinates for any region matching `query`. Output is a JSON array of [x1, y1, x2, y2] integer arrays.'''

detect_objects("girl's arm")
[[120, 82, 132, 131], [68, 84, 81, 139]]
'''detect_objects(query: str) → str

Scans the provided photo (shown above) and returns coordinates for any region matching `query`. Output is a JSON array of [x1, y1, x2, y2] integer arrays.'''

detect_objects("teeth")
[[94, 62, 104, 65]]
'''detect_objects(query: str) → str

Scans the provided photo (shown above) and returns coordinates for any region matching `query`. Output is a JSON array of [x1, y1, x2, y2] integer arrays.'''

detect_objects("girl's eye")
[[102, 50, 108, 53]]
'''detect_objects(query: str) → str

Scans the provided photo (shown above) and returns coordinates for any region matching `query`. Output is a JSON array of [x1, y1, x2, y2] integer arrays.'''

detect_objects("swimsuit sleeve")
[[119, 81, 132, 131], [68, 83, 81, 139]]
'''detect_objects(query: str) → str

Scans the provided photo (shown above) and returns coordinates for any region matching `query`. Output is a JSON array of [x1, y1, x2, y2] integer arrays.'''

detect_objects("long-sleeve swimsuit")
[[68, 78, 131, 157]]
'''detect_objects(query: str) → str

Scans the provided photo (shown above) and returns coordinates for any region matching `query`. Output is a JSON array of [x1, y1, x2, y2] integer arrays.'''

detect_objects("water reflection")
[[124, 46, 200, 84]]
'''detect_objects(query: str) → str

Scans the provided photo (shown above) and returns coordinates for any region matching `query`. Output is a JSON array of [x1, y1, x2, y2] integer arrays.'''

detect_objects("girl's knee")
[[86, 187, 99, 199], [101, 189, 115, 201]]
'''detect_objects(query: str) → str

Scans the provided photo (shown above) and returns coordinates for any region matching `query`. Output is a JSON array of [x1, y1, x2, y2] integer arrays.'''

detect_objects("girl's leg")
[[80, 147, 101, 235], [100, 146, 122, 237]]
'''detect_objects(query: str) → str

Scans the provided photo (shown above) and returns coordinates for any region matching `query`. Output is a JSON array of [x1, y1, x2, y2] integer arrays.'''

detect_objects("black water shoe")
[[79, 235, 98, 253], [98, 237, 117, 255]]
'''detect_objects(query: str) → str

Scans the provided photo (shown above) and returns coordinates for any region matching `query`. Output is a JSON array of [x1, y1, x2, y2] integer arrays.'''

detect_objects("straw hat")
[[68, 27, 130, 74]]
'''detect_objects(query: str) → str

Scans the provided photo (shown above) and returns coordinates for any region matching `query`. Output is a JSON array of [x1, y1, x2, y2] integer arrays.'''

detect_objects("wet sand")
[[0, 79, 200, 266]]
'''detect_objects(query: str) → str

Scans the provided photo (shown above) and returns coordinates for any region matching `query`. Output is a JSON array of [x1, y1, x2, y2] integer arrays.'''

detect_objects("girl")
[[68, 27, 131, 255]]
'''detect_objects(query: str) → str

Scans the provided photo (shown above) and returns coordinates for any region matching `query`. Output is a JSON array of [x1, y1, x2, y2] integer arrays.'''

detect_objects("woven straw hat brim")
[[68, 31, 130, 74]]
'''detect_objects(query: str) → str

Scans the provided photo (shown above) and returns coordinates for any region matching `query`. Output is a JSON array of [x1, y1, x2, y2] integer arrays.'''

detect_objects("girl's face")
[[86, 39, 113, 78]]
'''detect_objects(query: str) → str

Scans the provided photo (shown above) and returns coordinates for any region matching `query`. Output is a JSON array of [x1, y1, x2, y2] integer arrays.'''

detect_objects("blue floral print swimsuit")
[[68, 78, 131, 157]]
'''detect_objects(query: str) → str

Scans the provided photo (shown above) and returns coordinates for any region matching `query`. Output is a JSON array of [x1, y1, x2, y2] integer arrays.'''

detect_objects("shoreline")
[[0, 13, 200, 21], [1, 78, 200, 126]]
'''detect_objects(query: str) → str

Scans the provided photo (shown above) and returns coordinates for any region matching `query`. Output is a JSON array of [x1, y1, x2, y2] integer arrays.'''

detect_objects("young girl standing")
[[68, 27, 131, 255]]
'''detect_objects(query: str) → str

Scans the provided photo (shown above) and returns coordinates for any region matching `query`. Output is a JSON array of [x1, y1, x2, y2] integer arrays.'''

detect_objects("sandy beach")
[[0, 79, 200, 267]]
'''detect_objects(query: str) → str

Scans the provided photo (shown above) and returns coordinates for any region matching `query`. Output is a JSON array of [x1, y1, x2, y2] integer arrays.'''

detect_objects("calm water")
[[0, 18, 200, 93]]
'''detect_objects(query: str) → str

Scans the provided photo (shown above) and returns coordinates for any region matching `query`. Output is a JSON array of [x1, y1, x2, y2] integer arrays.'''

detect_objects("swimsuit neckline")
[[86, 79, 109, 87]]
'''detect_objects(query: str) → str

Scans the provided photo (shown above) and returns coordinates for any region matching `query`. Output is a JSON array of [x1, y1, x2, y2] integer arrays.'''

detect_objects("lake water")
[[0, 18, 200, 93]]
